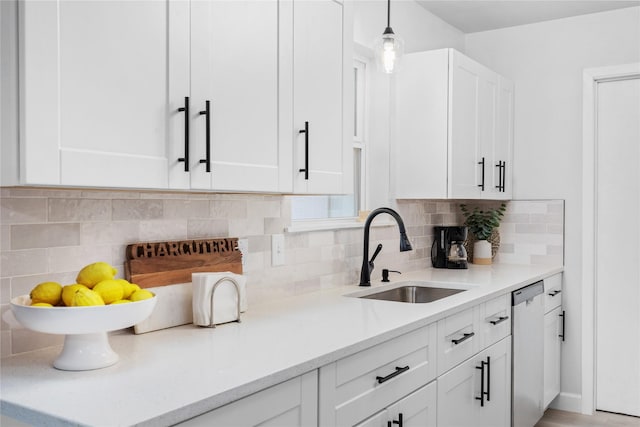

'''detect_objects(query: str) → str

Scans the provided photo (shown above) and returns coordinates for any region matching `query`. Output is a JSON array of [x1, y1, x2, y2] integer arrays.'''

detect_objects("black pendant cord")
[[383, 0, 394, 34], [387, 0, 391, 28]]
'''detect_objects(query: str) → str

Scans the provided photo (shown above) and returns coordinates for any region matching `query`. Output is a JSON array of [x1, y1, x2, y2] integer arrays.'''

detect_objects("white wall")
[[465, 6, 640, 413], [353, 1, 465, 209]]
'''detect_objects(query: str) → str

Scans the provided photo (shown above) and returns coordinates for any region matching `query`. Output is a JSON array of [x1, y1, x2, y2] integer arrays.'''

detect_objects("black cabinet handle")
[[452, 332, 474, 345], [501, 161, 507, 192], [376, 366, 410, 384], [387, 422, 392, 427], [198, 100, 211, 173], [299, 121, 309, 180], [559, 310, 566, 342], [475, 361, 485, 407], [548, 290, 562, 297], [489, 316, 509, 325], [392, 413, 403, 427], [486, 356, 491, 401], [177, 96, 190, 172], [478, 157, 485, 190], [495, 161, 502, 191]]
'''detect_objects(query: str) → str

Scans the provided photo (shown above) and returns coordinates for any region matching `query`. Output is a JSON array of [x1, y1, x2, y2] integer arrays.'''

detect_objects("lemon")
[[93, 279, 124, 304], [30, 282, 63, 305], [76, 262, 117, 288], [62, 284, 89, 307], [116, 279, 140, 299], [30, 302, 53, 307], [110, 299, 132, 305], [129, 289, 154, 302], [71, 287, 105, 306]]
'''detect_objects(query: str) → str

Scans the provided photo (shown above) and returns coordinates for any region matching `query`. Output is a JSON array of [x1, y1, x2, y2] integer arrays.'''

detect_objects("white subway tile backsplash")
[[139, 220, 188, 241], [0, 187, 564, 357], [1, 249, 48, 277], [163, 200, 210, 219], [11, 223, 80, 249], [0, 198, 47, 224], [47, 245, 113, 274], [112, 199, 163, 221], [48, 198, 111, 222]]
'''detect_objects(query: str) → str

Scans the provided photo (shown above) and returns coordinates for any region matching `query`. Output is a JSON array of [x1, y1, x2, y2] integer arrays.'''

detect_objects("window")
[[291, 57, 368, 224]]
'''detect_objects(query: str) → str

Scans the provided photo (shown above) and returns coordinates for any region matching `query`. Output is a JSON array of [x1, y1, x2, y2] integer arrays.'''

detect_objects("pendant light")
[[374, 0, 404, 74]]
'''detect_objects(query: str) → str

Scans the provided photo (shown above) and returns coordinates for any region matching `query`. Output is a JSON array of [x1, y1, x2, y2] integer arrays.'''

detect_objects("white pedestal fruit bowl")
[[10, 295, 156, 371]]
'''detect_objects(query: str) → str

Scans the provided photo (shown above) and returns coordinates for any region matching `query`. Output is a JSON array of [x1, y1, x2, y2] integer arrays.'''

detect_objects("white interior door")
[[595, 75, 640, 417]]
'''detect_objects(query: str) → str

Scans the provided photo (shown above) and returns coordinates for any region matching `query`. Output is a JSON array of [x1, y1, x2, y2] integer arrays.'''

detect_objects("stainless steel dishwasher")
[[512, 280, 545, 427]]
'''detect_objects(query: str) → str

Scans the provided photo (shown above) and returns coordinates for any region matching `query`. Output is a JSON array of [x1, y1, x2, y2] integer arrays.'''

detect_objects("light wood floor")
[[535, 409, 640, 427]]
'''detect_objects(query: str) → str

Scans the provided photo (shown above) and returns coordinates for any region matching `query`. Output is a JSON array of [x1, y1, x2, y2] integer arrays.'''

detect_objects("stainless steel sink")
[[358, 285, 466, 303]]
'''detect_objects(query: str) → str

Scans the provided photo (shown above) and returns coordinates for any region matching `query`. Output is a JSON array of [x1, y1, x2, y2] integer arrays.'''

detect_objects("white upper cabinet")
[[291, 0, 353, 194], [189, 0, 289, 193], [395, 48, 514, 200], [16, 0, 187, 189], [11, 0, 351, 194]]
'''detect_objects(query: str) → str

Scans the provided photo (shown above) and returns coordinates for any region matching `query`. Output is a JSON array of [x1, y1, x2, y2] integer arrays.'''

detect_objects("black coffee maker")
[[431, 226, 469, 269]]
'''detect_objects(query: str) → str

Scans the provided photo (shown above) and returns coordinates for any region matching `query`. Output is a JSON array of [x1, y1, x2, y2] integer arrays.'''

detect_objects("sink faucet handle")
[[369, 243, 383, 273], [381, 269, 402, 282]]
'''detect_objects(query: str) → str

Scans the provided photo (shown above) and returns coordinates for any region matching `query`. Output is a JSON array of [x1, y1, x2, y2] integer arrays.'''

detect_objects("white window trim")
[[286, 216, 396, 233]]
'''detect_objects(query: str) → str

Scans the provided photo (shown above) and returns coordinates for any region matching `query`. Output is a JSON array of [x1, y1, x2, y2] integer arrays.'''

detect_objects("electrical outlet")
[[237, 239, 248, 269], [271, 234, 285, 266]]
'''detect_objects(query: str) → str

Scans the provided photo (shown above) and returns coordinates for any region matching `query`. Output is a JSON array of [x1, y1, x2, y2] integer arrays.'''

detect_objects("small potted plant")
[[460, 203, 506, 265]]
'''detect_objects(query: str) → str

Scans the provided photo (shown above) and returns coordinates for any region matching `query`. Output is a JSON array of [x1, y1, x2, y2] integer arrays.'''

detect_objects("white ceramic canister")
[[473, 240, 492, 265]]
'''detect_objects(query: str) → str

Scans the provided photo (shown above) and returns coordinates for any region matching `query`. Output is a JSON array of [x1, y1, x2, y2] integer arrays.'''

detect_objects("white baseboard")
[[549, 392, 586, 414]]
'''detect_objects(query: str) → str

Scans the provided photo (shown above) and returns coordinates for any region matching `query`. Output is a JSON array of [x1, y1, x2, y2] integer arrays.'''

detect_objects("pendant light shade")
[[375, 0, 404, 74]]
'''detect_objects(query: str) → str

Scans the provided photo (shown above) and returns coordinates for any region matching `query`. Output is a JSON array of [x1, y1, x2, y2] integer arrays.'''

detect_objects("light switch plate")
[[271, 234, 285, 266]]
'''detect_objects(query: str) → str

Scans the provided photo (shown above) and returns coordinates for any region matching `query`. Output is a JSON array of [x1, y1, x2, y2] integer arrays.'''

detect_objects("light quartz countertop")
[[1, 263, 562, 426]]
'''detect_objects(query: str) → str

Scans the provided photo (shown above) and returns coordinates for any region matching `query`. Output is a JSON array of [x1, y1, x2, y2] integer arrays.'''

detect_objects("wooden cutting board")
[[124, 237, 243, 333], [125, 237, 242, 288]]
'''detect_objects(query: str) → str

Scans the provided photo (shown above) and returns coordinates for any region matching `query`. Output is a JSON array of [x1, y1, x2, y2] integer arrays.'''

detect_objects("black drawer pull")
[[478, 157, 485, 190], [198, 100, 211, 173], [177, 96, 190, 172], [475, 361, 486, 407], [489, 316, 509, 325], [376, 366, 410, 384], [548, 290, 562, 297], [393, 413, 403, 427], [299, 121, 309, 180], [452, 332, 475, 345]]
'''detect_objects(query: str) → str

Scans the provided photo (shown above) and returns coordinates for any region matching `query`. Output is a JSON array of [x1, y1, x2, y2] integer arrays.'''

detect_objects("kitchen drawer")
[[178, 371, 318, 426], [319, 323, 437, 426], [437, 306, 480, 376], [544, 273, 563, 313], [479, 293, 511, 349]]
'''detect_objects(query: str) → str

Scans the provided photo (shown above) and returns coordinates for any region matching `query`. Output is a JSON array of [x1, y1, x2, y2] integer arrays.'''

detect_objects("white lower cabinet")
[[177, 371, 318, 427], [319, 324, 438, 426], [355, 382, 437, 427], [544, 306, 562, 408], [543, 273, 564, 408], [437, 337, 512, 427]]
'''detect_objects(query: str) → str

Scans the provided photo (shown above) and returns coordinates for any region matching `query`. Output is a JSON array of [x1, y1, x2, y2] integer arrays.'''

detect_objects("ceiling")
[[416, 0, 640, 33]]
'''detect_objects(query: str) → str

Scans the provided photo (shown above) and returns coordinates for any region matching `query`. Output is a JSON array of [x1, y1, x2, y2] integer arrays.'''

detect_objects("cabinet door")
[[544, 306, 562, 408], [449, 51, 503, 200], [292, 0, 352, 194], [437, 337, 511, 427], [178, 371, 318, 427], [20, 0, 188, 189], [190, 0, 289, 192], [448, 51, 484, 199], [387, 381, 437, 427], [355, 382, 437, 427], [394, 49, 449, 199], [494, 76, 514, 199]]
